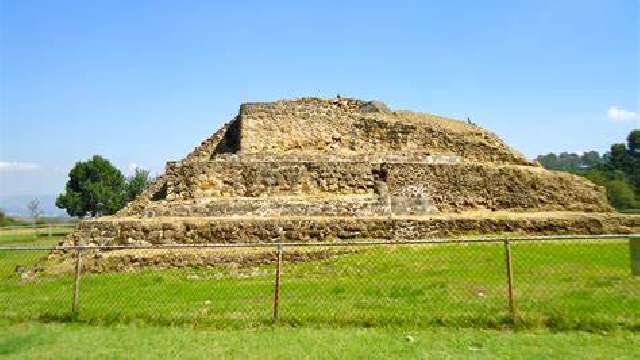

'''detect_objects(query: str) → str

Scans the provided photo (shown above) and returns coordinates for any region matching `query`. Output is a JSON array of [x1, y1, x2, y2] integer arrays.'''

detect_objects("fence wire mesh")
[[0, 248, 74, 321], [0, 235, 638, 330], [77, 246, 275, 327], [278, 242, 509, 327], [510, 238, 640, 329]]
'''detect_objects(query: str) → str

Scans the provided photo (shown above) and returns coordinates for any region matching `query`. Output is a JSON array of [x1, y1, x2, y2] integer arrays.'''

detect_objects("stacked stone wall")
[[140, 196, 389, 218], [118, 118, 239, 216], [63, 248, 355, 274], [384, 164, 611, 213], [67, 213, 640, 247], [184, 120, 236, 162], [206, 153, 463, 164], [146, 159, 610, 215], [239, 98, 530, 165], [164, 160, 379, 200]]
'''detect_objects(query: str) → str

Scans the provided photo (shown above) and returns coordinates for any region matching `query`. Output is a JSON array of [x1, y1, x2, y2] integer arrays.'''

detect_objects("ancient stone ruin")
[[65, 97, 639, 251]]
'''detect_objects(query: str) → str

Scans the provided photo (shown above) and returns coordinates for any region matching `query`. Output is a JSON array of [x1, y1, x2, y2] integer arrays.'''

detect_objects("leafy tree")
[[126, 168, 152, 202], [582, 169, 610, 186], [0, 209, 25, 226], [628, 129, 640, 153], [536, 151, 599, 172], [607, 135, 640, 193], [606, 180, 638, 209], [536, 153, 558, 169], [536, 129, 640, 210], [56, 155, 126, 217], [609, 143, 628, 170], [558, 152, 581, 171], [581, 151, 602, 168]]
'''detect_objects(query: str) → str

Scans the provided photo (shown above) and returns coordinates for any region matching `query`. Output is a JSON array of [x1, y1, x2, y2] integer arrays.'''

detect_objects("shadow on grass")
[[4, 310, 639, 333]]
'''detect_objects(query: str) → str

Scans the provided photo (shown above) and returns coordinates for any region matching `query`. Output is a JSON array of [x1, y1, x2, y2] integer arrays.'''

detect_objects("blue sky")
[[1, 0, 638, 197]]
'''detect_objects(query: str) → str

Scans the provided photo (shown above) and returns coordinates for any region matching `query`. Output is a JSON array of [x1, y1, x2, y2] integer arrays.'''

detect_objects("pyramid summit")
[[65, 97, 639, 251]]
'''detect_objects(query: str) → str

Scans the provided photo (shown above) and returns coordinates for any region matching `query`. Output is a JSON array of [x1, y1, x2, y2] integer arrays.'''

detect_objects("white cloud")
[[0, 161, 40, 172], [607, 105, 639, 122], [126, 162, 139, 176]]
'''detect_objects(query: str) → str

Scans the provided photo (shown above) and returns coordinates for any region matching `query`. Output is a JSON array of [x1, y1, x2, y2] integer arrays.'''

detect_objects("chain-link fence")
[[1, 235, 639, 330]]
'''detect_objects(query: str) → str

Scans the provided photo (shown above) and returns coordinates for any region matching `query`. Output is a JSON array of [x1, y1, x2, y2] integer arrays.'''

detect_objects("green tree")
[[557, 152, 581, 171], [535, 151, 604, 172], [536, 129, 640, 210], [0, 209, 25, 226], [581, 151, 602, 168], [126, 168, 152, 202], [628, 129, 640, 153], [583, 169, 610, 186], [56, 155, 126, 217], [535, 153, 558, 169], [606, 180, 638, 209]]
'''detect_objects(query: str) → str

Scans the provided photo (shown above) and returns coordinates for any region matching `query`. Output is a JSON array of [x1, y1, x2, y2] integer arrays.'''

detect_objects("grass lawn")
[[1, 321, 639, 359], [0, 233, 639, 331], [0, 226, 74, 246]]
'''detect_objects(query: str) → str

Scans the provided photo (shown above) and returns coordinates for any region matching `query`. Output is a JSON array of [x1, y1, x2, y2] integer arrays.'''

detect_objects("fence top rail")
[[0, 233, 636, 251]]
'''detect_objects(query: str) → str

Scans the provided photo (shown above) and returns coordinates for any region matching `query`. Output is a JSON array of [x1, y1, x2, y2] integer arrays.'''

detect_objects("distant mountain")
[[0, 194, 68, 217]]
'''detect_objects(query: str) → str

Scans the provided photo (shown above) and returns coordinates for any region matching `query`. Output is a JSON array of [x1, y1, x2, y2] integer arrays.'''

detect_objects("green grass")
[[1, 321, 638, 359], [0, 227, 74, 246], [0, 235, 638, 331]]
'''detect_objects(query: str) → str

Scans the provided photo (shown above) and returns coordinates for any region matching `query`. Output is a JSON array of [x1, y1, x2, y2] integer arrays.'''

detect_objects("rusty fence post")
[[504, 239, 517, 325], [72, 247, 83, 316], [630, 234, 640, 277], [272, 242, 283, 324]]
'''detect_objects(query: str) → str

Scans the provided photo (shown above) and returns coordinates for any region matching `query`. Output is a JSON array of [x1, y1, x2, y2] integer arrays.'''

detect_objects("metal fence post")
[[72, 247, 83, 316], [630, 235, 640, 277], [273, 242, 283, 324], [504, 239, 516, 325]]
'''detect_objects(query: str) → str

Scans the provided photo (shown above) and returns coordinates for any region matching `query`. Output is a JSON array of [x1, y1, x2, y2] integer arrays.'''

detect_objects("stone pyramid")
[[67, 97, 639, 247]]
